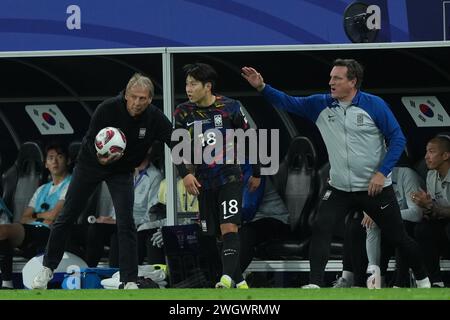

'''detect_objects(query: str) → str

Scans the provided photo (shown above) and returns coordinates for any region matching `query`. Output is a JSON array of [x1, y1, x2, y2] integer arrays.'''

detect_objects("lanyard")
[[134, 168, 148, 189], [36, 175, 71, 213]]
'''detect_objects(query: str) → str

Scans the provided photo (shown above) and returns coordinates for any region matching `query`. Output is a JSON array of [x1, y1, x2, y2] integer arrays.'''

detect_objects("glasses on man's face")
[[40, 203, 50, 211]]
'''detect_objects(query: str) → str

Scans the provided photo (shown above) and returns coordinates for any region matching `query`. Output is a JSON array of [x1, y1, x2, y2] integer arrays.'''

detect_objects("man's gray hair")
[[126, 73, 154, 98]]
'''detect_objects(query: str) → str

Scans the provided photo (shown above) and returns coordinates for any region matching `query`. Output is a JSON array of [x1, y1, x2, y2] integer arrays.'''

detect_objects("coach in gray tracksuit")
[[242, 59, 430, 288]]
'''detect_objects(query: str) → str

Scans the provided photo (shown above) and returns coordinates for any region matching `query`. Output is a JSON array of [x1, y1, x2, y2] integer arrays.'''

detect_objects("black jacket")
[[77, 93, 174, 174]]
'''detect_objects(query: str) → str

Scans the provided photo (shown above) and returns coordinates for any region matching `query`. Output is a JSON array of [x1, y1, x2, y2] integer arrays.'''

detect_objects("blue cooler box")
[[62, 267, 119, 289]]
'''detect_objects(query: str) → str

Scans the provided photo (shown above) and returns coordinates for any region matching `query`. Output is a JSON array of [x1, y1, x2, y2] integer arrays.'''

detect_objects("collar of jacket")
[[330, 90, 362, 107]]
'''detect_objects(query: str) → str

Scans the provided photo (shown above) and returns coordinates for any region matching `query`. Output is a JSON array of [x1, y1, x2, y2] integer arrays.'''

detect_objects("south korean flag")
[[401, 96, 450, 127], [25, 104, 74, 135]]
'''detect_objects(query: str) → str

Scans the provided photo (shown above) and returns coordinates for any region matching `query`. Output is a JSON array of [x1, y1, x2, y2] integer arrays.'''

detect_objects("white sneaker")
[[366, 265, 381, 289], [416, 277, 431, 288], [301, 284, 320, 289], [122, 282, 139, 289], [332, 277, 352, 288], [431, 282, 445, 288], [31, 267, 53, 289]]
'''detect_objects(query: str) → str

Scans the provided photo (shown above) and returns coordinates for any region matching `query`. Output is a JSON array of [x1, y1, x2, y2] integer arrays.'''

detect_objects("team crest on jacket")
[[357, 114, 364, 126], [139, 128, 146, 139], [214, 115, 223, 127]]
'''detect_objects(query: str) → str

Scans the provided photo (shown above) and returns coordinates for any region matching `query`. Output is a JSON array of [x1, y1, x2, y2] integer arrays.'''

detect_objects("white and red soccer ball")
[[94, 127, 127, 156]]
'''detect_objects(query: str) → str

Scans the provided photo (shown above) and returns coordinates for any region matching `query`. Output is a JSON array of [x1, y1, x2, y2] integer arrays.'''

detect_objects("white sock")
[[2, 280, 13, 288], [432, 281, 444, 288], [416, 277, 431, 288], [342, 271, 354, 284]]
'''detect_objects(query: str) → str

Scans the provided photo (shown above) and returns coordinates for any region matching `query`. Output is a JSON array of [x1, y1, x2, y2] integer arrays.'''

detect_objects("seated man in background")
[[238, 163, 290, 275], [413, 133, 450, 288], [145, 168, 200, 265], [157, 176, 199, 215], [0, 143, 71, 289], [85, 146, 163, 267]]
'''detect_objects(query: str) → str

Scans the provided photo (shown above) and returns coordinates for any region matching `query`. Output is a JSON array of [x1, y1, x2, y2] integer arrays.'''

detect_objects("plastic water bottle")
[[366, 265, 381, 289]]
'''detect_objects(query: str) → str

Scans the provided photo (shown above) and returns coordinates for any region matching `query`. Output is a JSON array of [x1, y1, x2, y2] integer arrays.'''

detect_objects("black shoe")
[[136, 277, 159, 289]]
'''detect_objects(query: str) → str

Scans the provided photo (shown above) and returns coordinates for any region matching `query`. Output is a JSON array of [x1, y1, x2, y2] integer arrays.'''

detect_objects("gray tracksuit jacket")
[[261, 85, 406, 192]]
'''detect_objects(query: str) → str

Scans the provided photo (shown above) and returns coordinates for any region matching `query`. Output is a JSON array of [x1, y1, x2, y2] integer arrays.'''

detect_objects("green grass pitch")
[[0, 288, 449, 300]]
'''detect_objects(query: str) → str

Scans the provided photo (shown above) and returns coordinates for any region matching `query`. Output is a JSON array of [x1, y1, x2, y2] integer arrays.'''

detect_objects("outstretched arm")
[[241, 66, 324, 121], [241, 67, 266, 92]]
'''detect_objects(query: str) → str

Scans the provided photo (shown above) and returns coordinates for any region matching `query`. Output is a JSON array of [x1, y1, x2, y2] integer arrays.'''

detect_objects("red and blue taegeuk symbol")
[[419, 104, 434, 118], [41, 112, 56, 125]]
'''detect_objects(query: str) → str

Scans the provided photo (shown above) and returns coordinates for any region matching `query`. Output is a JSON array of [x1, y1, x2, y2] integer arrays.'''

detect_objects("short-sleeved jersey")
[[174, 96, 256, 189], [426, 169, 450, 207]]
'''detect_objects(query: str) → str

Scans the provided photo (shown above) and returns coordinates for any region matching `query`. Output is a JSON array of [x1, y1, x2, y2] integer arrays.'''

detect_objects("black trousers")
[[43, 164, 138, 282], [342, 212, 368, 286], [239, 218, 291, 272], [309, 185, 427, 286], [343, 214, 418, 287], [85, 223, 119, 268], [86, 224, 164, 267], [415, 219, 450, 284]]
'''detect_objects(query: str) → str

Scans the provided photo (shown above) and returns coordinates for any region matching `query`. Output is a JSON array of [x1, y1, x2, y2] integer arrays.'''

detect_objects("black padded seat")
[[254, 136, 319, 259], [1, 142, 44, 223], [68, 140, 82, 173]]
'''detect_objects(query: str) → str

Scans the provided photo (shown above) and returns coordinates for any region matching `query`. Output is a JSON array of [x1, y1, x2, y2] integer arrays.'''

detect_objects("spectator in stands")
[[85, 146, 163, 267], [0, 143, 71, 289], [174, 63, 261, 289], [242, 59, 430, 288], [32, 73, 181, 290], [413, 133, 450, 287], [334, 164, 425, 288]]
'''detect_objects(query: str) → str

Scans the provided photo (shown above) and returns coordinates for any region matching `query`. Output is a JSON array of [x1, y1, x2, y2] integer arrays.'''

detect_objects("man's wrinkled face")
[[125, 85, 152, 117]]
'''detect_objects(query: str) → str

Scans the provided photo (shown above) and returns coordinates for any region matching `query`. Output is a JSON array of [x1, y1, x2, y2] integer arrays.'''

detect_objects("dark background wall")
[[1, 46, 449, 175]]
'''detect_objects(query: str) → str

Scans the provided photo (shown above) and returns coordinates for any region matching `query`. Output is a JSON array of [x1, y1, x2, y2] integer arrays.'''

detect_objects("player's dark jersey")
[[174, 95, 259, 189]]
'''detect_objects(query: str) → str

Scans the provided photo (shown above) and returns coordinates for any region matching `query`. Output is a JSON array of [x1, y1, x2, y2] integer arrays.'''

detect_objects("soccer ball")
[[94, 127, 127, 156]]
